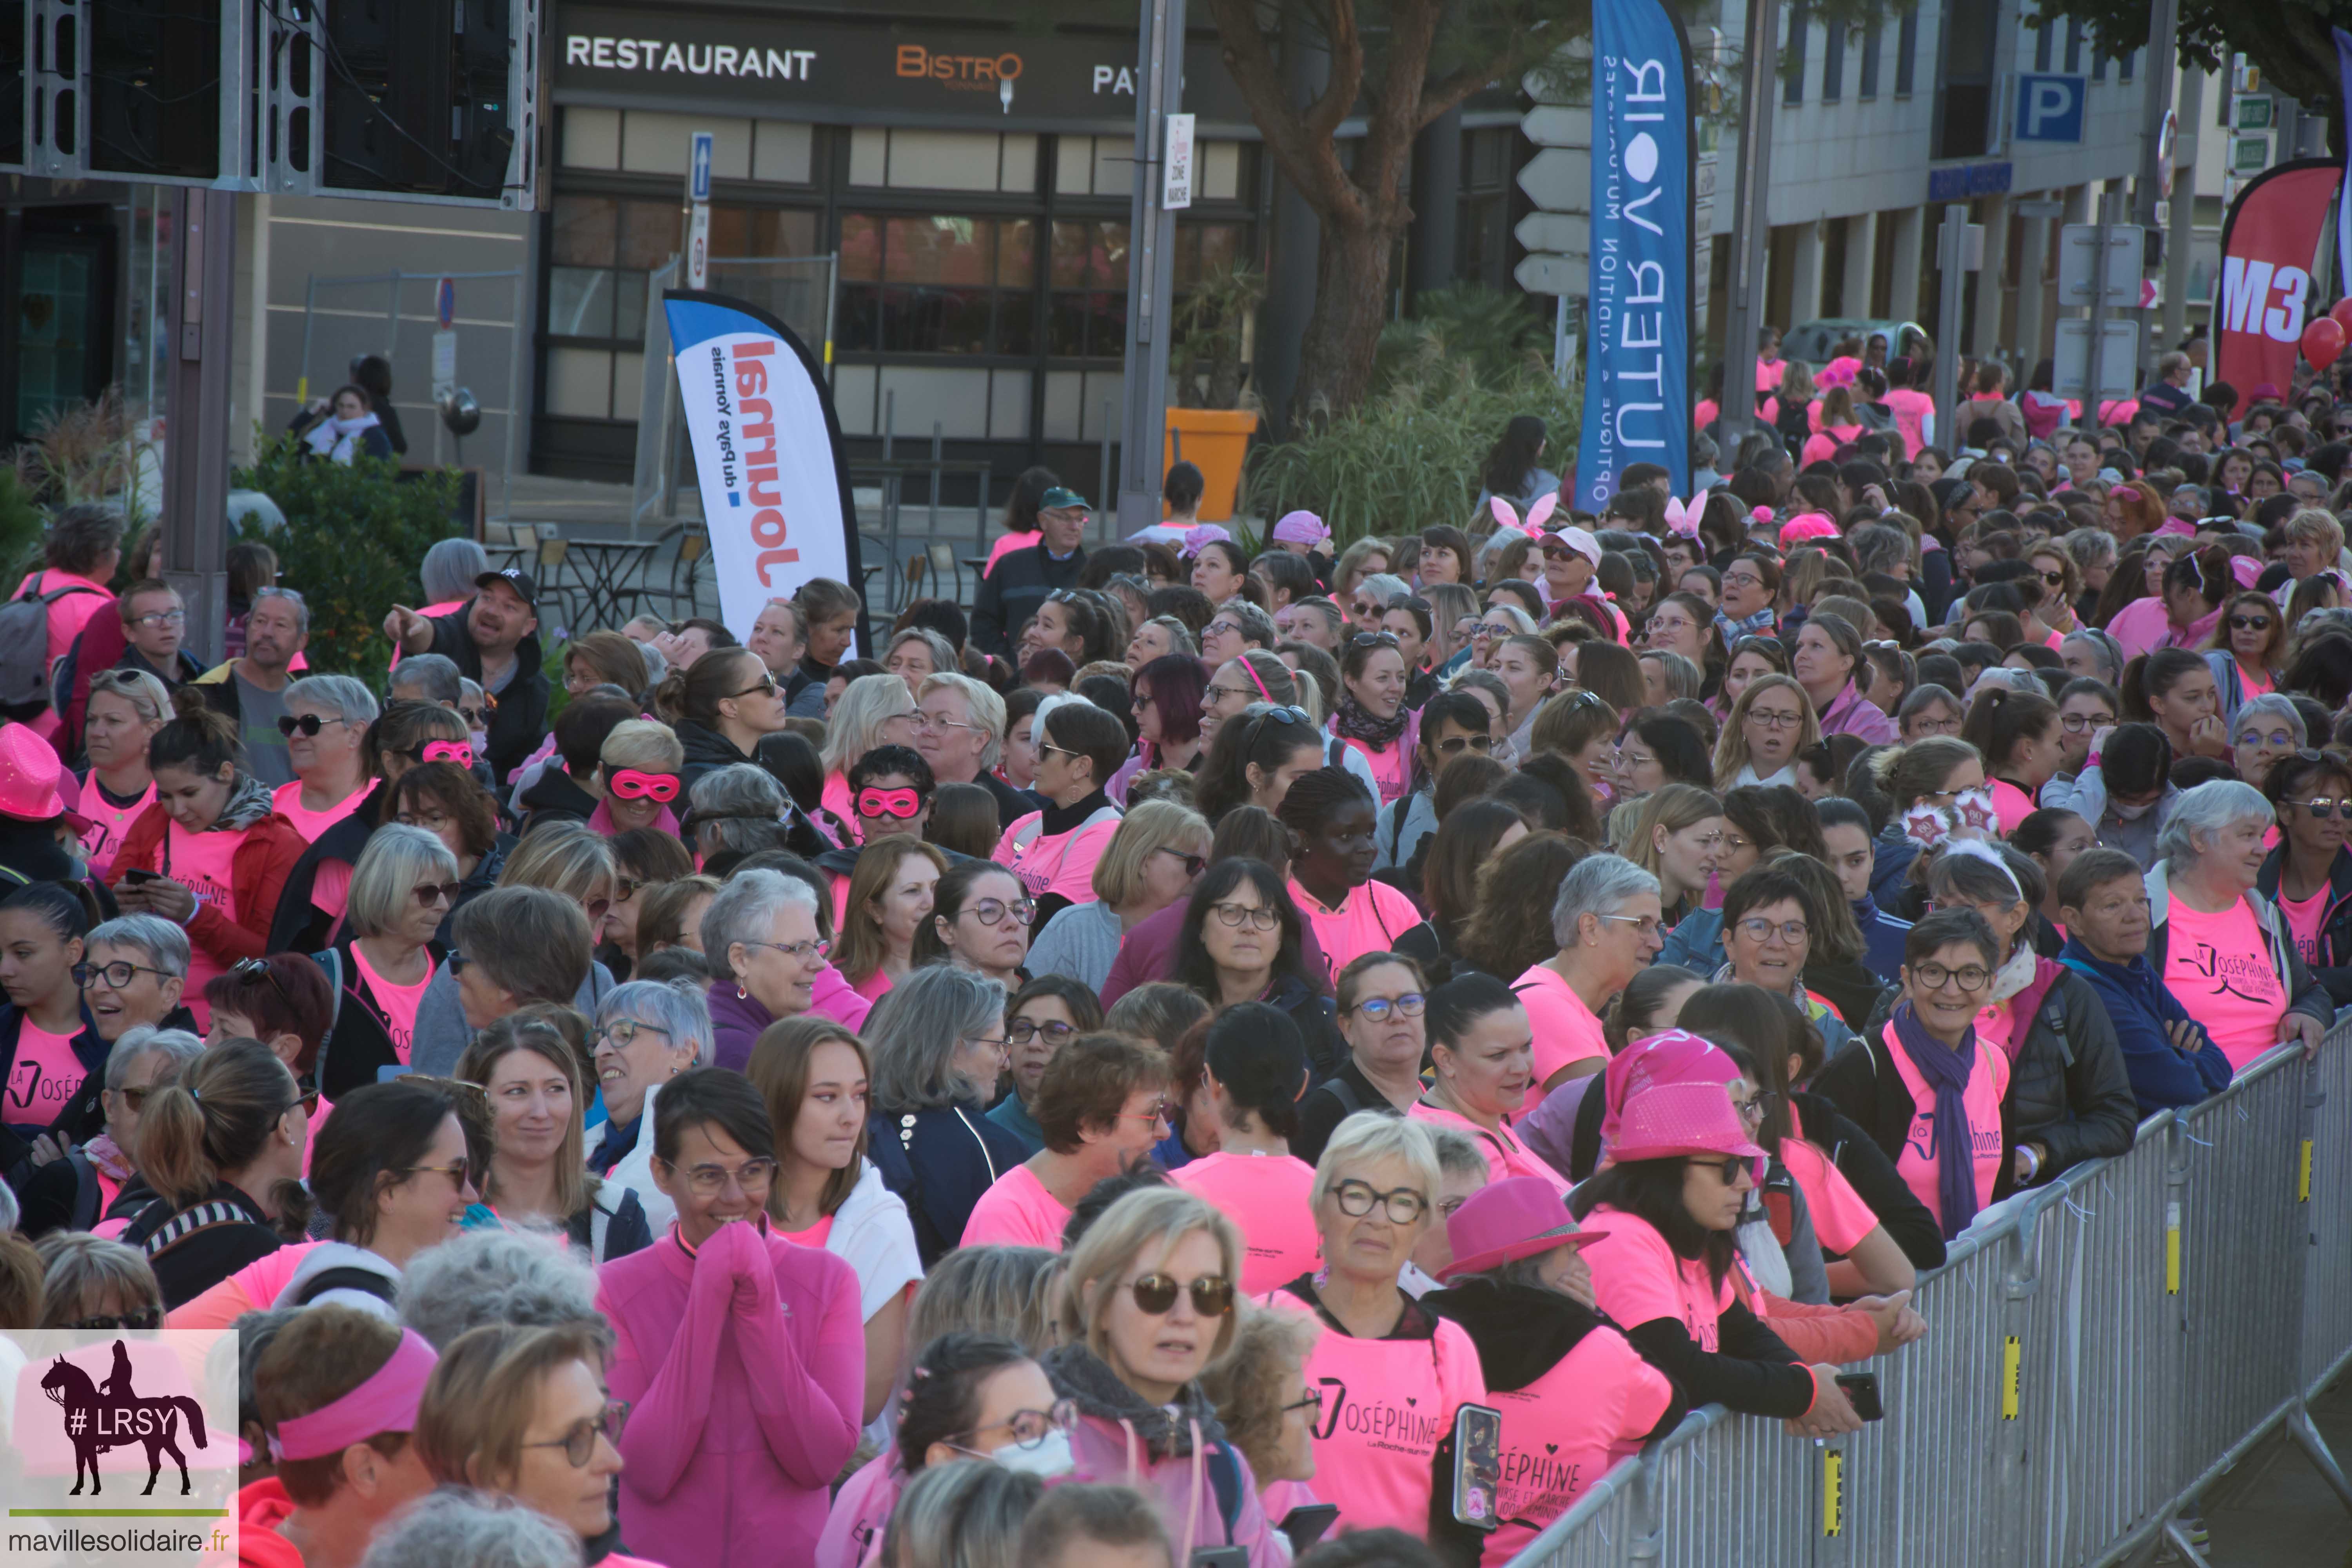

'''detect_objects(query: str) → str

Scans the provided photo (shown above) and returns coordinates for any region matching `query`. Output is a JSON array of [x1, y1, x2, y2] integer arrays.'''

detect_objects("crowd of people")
[[0, 339, 2345, 1568]]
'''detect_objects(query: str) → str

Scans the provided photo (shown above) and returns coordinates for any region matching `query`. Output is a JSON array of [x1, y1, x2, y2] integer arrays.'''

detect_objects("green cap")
[[1040, 487, 1093, 512]]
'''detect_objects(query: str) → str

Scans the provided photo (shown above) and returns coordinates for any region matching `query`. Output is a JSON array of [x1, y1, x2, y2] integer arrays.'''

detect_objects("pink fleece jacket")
[[596, 1223, 866, 1567]]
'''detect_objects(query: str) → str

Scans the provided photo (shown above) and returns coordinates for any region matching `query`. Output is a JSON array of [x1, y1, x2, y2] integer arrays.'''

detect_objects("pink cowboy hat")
[[0, 724, 89, 833], [1607, 1081, 1767, 1165], [1438, 1176, 1609, 1282]]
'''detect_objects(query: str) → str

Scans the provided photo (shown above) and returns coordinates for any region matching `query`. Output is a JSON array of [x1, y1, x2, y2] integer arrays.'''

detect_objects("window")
[[838, 215, 1038, 356], [1933, 0, 1998, 160], [2120, 48, 2134, 82], [1048, 220, 1129, 358], [2091, 29, 2106, 82], [1822, 21, 1845, 102], [1784, 3, 1809, 104], [1896, 12, 1917, 94], [1859, 22, 1881, 98], [2065, 19, 2083, 73], [2034, 24, 2052, 71]]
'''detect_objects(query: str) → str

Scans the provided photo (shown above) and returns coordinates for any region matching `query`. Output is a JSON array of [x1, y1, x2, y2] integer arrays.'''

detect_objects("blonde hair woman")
[[1623, 782, 1726, 924], [1028, 800, 1212, 993], [79, 666, 172, 878], [820, 672, 919, 824], [1713, 672, 1820, 790], [593, 719, 686, 837], [834, 838, 949, 1002], [455, 1014, 649, 1263], [1041, 1186, 1282, 1564], [499, 820, 621, 947]]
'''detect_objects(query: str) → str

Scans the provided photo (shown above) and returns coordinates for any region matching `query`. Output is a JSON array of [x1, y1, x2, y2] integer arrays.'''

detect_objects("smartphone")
[[1187, 1550, 1249, 1568], [1276, 1503, 1339, 1555], [121, 868, 158, 884], [1452, 1403, 1503, 1530], [1835, 1371, 1885, 1422]]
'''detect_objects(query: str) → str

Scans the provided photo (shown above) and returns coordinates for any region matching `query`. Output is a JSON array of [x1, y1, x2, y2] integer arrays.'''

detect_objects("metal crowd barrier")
[[1510, 1027, 2352, 1568]]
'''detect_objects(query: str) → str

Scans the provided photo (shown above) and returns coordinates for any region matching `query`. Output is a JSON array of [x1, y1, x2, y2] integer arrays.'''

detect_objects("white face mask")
[[979, 1427, 1075, 1478]]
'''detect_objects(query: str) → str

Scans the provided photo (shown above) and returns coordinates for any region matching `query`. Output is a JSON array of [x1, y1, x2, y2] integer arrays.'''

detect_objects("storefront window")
[[1048, 220, 1128, 359], [838, 214, 1038, 356]]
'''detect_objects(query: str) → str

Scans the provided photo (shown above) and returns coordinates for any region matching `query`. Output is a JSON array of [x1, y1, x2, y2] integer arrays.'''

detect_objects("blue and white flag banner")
[[1576, 0, 1693, 506], [663, 290, 866, 650]]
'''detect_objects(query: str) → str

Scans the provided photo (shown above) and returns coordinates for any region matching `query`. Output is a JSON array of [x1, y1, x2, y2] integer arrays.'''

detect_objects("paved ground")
[[2201, 1372, 2352, 1565]]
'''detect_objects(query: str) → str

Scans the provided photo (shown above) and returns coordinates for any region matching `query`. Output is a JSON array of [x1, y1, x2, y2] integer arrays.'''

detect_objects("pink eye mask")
[[609, 769, 681, 802]]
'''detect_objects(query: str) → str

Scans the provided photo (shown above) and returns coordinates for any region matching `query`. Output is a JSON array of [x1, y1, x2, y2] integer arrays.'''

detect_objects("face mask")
[[2112, 797, 2157, 821], [982, 1428, 1075, 1478], [470, 728, 491, 758]]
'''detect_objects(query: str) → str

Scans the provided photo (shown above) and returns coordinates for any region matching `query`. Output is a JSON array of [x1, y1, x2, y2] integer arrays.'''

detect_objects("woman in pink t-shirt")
[[1278, 769, 1422, 988], [963, 1033, 1171, 1250], [1269, 1114, 1488, 1541], [76, 668, 168, 880], [0, 881, 103, 1140], [310, 823, 454, 1098], [1513, 853, 1664, 1094], [270, 675, 380, 844], [2201, 590, 2285, 724], [993, 700, 1127, 906], [2152, 781, 2327, 1069], [1170, 1003, 1319, 1294], [1962, 685, 2064, 833], [2258, 751, 2352, 983], [1410, 973, 1568, 1196], [1327, 638, 1415, 807]]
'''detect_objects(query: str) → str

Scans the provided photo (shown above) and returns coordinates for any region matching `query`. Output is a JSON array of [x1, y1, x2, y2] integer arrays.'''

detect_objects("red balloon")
[[2331, 297, 2352, 333], [2303, 316, 2346, 369]]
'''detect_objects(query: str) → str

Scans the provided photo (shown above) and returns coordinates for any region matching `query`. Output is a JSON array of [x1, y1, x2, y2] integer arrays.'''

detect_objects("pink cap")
[[1437, 1176, 1608, 1281], [2230, 555, 2263, 588], [2154, 518, 2197, 538], [272, 1328, 439, 1461], [1272, 510, 1329, 546], [1556, 526, 1602, 566], [1779, 513, 1840, 544], [1600, 1028, 1738, 1147], [1608, 1081, 1768, 1165], [0, 724, 89, 832]]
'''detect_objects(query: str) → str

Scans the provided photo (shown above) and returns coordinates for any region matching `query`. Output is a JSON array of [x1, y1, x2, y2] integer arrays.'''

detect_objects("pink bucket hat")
[[1608, 1081, 1768, 1165], [1599, 1028, 1738, 1146], [1779, 513, 1840, 544], [0, 725, 89, 832], [1437, 1175, 1609, 1282], [1272, 510, 1330, 546]]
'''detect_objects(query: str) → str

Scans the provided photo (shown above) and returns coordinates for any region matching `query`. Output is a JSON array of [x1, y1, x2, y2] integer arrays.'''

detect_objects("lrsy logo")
[[38, 1340, 213, 1495]]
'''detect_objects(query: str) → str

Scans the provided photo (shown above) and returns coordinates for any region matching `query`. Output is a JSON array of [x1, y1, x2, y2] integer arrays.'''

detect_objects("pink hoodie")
[[597, 1223, 866, 1568]]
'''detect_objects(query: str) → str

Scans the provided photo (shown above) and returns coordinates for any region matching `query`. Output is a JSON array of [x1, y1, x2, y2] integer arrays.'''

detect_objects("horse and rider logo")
[[36, 1339, 212, 1495]]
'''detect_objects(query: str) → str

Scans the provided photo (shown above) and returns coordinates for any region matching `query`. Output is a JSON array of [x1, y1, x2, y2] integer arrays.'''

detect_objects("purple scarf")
[[1892, 999, 1982, 1240]]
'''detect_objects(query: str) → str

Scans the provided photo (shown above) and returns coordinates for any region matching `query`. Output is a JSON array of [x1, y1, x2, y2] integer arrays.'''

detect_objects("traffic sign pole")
[[686, 131, 715, 290]]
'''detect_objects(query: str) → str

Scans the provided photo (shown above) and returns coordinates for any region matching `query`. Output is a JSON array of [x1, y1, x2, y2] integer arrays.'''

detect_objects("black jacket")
[[312, 938, 446, 1101], [422, 603, 551, 786], [1293, 1056, 1410, 1168], [866, 1100, 1031, 1267], [1263, 971, 1346, 1085], [2255, 845, 2352, 1006], [677, 719, 760, 797], [972, 543, 1087, 657], [268, 811, 379, 954], [119, 1180, 285, 1309], [0, 1000, 109, 1151], [1832, 964, 2137, 1200], [517, 766, 601, 838]]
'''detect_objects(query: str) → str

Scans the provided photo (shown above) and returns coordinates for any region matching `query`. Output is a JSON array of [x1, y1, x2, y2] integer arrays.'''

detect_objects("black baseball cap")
[[475, 567, 537, 606]]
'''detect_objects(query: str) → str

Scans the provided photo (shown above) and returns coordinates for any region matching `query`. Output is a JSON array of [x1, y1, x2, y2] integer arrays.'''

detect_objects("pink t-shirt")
[[995, 809, 1122, 903], [1289, 877, 1423, 989], [851, 968, 894, 1004], [1332, 733, 1411, 806], [1508, 964, 1610, 1091], [960, 1161, 1072, 1249], [311, 857, 354, 923], [77, 779, 156, 880], [1988, 778, 2038, 835], [2161, 896, 2289, 1069], [1776, 1136, 1880, 1254], [1882, 1020, 2011, 1231], [1270, 1285, 1488, 1538], [2237, 663, 2274, 699], [1408, 1101, 1570, 1196], [780, 1214, 837, 1249], [165, 820, 246, 1026], [2279, 884, 2330, 968], [984, 531, 1040, 573], [1483, 1324, 1676, 1564], [6, 1021, 87, 1124], [1171, 1150, 1321, 1294], [271, 777, 378, 843], [17, 568, 111, 663], [351, 944, 435, 1066], [1579, 1205, 1738, 1351], [2104, 597, 2172, 662]]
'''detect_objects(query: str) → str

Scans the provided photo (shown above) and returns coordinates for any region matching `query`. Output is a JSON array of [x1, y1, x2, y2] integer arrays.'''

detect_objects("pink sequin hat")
[[1606, 1081, 1767, 1165], [0, 724, 89, 832]]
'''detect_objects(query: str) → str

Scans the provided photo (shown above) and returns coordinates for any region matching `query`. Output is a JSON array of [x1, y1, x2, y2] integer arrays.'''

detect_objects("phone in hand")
[[1835, 1371, 1884, 1422], [121, 868, 158, 884], [1187, 1550, 1249, 1568], [1452, 1403, 1503, 1530], [1276, 1504, 1339, 1555]]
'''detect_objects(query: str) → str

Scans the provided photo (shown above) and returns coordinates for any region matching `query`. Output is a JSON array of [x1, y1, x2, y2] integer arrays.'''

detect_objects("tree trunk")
[[1292, 213, 1403, 424]]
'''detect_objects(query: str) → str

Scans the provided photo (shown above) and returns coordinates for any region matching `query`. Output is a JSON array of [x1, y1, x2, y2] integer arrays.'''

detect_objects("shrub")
[[232, 435, 463, 682]]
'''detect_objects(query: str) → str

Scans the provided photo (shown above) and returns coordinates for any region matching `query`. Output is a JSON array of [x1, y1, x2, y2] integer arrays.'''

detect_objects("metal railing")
[[1511, 1031, 2352, 1568]]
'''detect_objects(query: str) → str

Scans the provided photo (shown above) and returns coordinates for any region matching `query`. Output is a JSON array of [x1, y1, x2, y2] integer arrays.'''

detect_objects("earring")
[[736, 985, 748, 1000]]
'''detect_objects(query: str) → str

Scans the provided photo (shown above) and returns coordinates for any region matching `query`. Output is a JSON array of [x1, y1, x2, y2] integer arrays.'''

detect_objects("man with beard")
[[381, 568, 552, 786], [191, 587, 309, 786]]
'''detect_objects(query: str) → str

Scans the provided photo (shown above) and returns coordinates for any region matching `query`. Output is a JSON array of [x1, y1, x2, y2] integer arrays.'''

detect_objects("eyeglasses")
[[2287, 798, 2352, 820], [129, 609, 186, 629], [1116, 1100, 1174, 1127], [1722, 570, 1767, 589], [1205, 619, 1246, 639], [1204, 683, 1256, 704], [1209, 900, 1280, 931], [522, 1399, 632, 1467], [1910, 960, 1991, 992], [1734, 916, 1809, 946], [75, 960, 169, 988], [1747, 708, 1805, 731], [742, 937, 830, 963], [1730, 1090, 1772, 1123], [1331, 1178, 1429, 1224], [396, 808, 455, 833], [2060, 712, 2114, 733], [65, 1308, 162, 1332], [2239, 730, 2298, 750], [276, 712, 354, 737], [1153, 847, 1208, 878], [1281, 1387, 1324, 1417], [660, 1156, 779, 1196], [1126, 1272, 1236, 1317], [914, 711, 981, 735], [1007, 1016, 1078, 1045], [1348, 991, 1425, 1022], [960, 1401, 1078, 1451], [410, 880, 463, 907], [1597, 912, 1664, 939], [857, 786, 927, 819], [963, 897, 1037, 927], [2229, 615, 2276, 632], [595, 1018, 673, 1052]]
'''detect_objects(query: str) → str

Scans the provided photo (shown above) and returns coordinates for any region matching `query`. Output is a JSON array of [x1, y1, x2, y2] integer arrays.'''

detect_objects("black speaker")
[[321, 0, 509, 198], [87, 0, 221, 180]]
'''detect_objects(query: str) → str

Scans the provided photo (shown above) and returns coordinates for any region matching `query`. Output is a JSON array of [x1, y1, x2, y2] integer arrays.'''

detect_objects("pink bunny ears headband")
[[1490, 494, 1562, 538], [1664, 496, 1700, 539]]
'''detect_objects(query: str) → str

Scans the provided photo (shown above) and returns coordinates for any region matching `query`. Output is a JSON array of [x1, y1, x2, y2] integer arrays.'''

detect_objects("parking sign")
[[2014, 74, 2087, 144]]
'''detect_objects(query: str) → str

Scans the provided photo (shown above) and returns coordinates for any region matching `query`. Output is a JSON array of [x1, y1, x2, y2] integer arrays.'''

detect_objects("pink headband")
[[272, 1329, 439, 1461], [1238, 656, 1276, 702]]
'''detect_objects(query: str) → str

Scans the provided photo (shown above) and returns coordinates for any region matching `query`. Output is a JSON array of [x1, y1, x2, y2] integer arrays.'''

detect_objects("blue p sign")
[[2015, 74, 2085, 144]]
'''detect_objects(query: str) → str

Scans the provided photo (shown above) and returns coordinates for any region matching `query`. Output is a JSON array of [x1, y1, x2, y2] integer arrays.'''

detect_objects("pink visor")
[[272, 1328, 438, 1461]]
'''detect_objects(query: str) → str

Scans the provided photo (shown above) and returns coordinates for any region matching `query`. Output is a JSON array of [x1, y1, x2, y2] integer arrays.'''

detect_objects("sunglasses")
[[1691, 1155, 1761, 1187], [1008, 1016, 1078, 1045], [858, 786, 926, 819], [730, 673, 780, 700], [2228, 615, 2276, 632], [2287, 798, 2352, 820], [458, 705, 492, 726], [276, 712, 352, 737], [1348, 631, 1401, 648], [1126, 1272, 1236, 1317], [1434, 733, 1493, 755], [412, 880, 463, 907], [1152, 847, 1208, 878], [66, 1308, 162, 1332], [609, 769, 681, 803]]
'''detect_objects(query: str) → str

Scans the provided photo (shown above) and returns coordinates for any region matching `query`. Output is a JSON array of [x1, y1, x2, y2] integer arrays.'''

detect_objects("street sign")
[[2013, 74, 2087, 143], [2053, 318, 2142, 399], [1514, 254, 1586, 296], [435, 276, 456, 331], [689, 131, 714, 203], [687, 203, 711, 289], [2232, 134, 2272, 175], [1515, 212, 1590, 255], [430, 331, 458, 402], [1161, 113, 1196, 210], [2058, 224, 2142, 306], [1927, 162, 2011, 201], [1515, 147, 1584, 211], [1520, 106, 1590, 148], [2236, 95, 2274, 131], [2014, 199, 2065, 218]]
